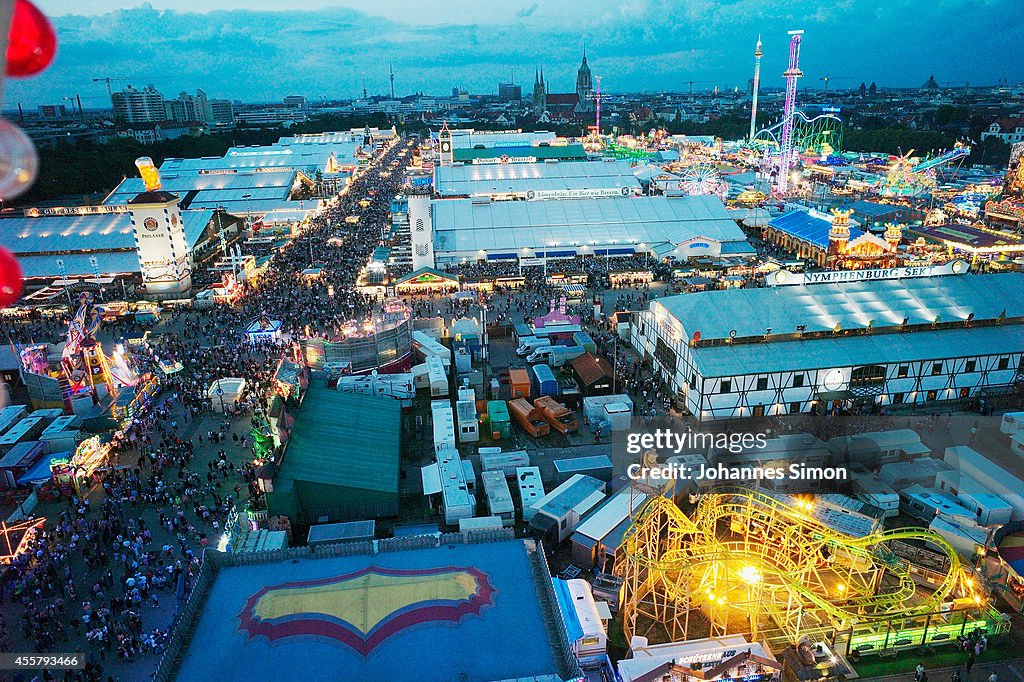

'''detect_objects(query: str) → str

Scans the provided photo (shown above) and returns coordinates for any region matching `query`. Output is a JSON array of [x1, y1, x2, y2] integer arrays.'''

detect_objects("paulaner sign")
[[766, 260, 969, 286]]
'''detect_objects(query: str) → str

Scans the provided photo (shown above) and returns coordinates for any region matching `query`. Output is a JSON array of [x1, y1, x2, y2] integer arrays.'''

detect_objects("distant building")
[[118, 122, 203, 145], [165, 91, 199, 123], [981, 117, 1024, 144], [111, 84, 166, 124], [532, 69, 547, 116], [209, 99, 235, 126], [922, 75, 940, 93], [36, 104, 67, 119], [498, 82, 522, 102], [283, 95, 307, 109]]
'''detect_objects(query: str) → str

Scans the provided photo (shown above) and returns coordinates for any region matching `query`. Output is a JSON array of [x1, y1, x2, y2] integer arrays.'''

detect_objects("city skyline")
[[8, 0, 1024, 108]]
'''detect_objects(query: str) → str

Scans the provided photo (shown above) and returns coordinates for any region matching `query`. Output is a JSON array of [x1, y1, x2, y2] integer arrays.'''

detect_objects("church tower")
[[575, 47, 594, 113], [532, 68, 547, 117]]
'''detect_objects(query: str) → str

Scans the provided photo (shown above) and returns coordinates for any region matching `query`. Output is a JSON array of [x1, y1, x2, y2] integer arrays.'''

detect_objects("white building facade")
[[632, 271, 1024, 421]]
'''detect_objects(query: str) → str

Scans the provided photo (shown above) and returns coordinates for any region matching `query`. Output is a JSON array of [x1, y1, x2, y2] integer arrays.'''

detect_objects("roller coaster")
[[614, 488, 1003, 656], [753, 112, 844, 158]]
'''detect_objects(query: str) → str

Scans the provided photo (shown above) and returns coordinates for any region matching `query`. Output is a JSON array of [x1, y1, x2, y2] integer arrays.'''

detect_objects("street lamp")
[[241, 193, 253, 231]]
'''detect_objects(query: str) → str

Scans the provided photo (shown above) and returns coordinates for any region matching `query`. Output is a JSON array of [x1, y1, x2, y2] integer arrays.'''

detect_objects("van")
[[526, 346, 554, 364], [516, 336, 551, 357]]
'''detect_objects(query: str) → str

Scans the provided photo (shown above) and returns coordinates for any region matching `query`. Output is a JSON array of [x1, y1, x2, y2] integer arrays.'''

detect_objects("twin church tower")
[[531, 48, 595, 117]]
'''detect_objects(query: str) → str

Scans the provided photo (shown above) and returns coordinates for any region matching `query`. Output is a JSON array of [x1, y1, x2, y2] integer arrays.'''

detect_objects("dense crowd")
[[0, 137, 414, 680]]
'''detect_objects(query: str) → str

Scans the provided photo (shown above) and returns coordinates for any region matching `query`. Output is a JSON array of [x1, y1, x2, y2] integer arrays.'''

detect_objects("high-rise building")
[[111, 85, 166, 124], [283, 95, 307, 109], [498, 82, 522, 102], [209, 99, 235, 126], [165, 92, 198, 122]]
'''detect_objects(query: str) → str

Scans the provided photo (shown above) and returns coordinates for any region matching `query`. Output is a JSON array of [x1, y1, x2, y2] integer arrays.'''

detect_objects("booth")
[[245, 317, 284, 346], [50, 436, 110, 496], [208, 378, 247, 413]]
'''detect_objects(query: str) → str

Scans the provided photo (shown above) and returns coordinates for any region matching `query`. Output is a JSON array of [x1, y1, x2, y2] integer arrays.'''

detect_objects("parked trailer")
[[534, 396, 579, 435], [508, 368, 531, 399], [530, 363, 558, 398], [480, 449, 531, 477], [481, 470, 515, 527], [531, 324, 582, 344], [572, 332, 597, 355], [509, 398, 550, 437]]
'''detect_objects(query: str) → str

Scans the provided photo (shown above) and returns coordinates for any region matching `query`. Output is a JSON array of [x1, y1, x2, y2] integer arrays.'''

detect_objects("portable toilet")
[[486, 400, 512, 440]]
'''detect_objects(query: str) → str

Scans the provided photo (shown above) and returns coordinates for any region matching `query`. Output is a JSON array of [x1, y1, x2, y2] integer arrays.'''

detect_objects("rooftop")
[[278, 383, 400, 494], [432, 194, 752, 255], [434, 159, 642, 197], [907, 223, 1024, 251], [769, 209, 864, 249], [452, 143, 587, 162], [174, 541, 562, 682], [652, 272, 1024, 344], [532, 474, 605, 517]]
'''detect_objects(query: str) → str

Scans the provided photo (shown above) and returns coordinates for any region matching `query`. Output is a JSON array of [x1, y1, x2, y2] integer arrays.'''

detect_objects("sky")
[[6, 0, 1024, 108]]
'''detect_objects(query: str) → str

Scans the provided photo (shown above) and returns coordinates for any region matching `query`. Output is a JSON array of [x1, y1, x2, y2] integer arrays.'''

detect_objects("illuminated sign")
[[472, 156, 537, 165], [23, 205, 130, 218], [766, 260, 969, 286], [822, 106, 842, 114]]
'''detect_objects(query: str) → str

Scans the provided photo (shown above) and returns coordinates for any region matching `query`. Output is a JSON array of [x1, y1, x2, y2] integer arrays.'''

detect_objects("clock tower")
[[437, 121, 453, 167], [129, 157, 193, 298]]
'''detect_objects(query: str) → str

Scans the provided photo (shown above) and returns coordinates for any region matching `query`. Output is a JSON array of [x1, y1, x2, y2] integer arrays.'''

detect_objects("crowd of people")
[[0, 136, 414, 680]]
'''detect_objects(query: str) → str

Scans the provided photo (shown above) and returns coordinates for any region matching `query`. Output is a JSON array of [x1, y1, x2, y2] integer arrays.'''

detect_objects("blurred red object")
[[6, 0, 57, 77], [0, 246, 23, 307]]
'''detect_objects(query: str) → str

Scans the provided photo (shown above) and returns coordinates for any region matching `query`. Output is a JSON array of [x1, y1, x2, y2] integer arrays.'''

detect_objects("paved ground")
[[860, 658, 1024, 682]]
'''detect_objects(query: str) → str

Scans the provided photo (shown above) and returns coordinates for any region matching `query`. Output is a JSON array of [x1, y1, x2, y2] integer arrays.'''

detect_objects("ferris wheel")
[[678, 164, 728, 198]]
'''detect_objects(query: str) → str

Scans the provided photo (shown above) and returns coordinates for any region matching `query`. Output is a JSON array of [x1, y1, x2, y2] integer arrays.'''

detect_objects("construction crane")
[[680, 79, 714, 96], [819, 75, 853, 93], [93, 76, 129, 100]]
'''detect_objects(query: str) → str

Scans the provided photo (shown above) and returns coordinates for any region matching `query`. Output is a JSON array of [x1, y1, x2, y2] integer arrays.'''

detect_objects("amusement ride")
[[614, 484, 1001, 656]]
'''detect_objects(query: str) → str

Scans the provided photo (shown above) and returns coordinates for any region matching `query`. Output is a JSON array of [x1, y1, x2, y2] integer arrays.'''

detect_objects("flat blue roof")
[[769, 209, 864, 249], [176, 541, 559, 682]]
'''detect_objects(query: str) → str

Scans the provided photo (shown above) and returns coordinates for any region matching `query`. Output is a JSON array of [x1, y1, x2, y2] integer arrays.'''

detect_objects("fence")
[[530, 539, 585, 682]]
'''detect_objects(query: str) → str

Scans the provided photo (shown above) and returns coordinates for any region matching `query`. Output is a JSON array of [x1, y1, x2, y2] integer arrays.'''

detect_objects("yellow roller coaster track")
[[615, 488, 985, 647]]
